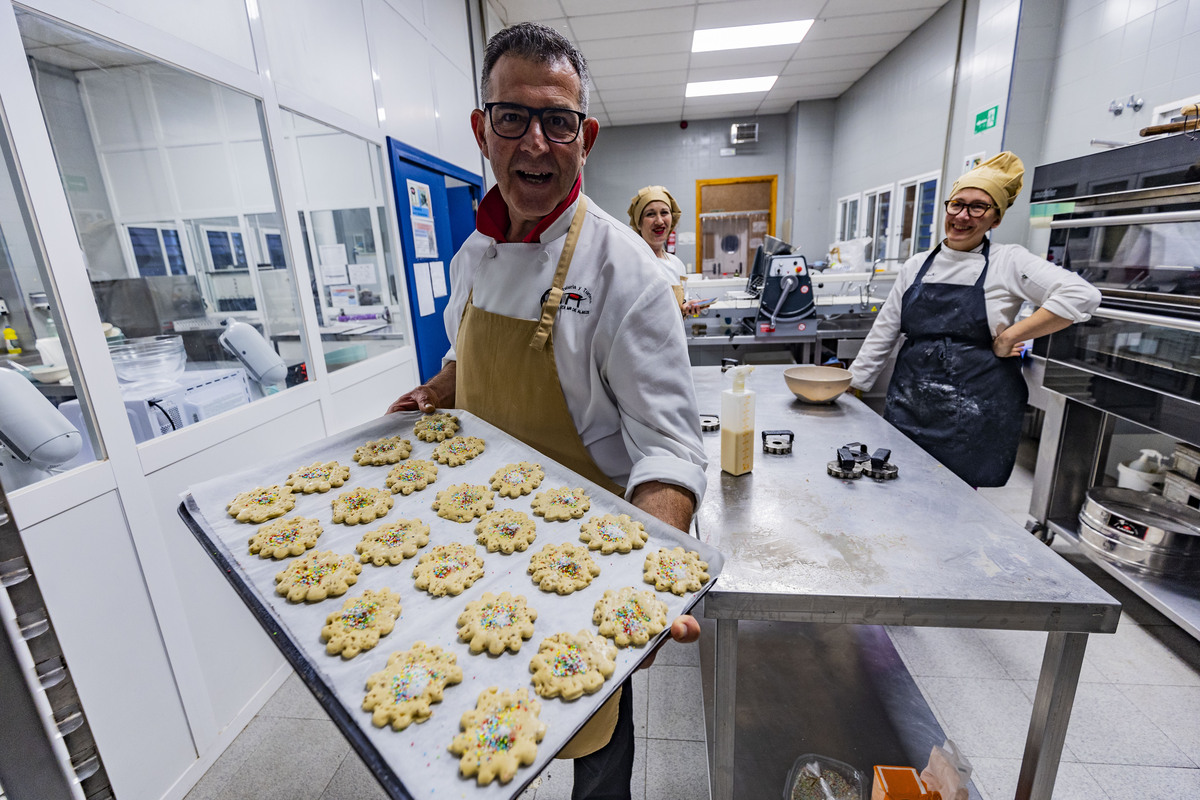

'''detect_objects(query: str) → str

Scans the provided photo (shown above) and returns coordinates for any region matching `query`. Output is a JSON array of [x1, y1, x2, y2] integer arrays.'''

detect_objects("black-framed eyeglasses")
[[944, 199, 997, 218], [483, 102, 586, 144]]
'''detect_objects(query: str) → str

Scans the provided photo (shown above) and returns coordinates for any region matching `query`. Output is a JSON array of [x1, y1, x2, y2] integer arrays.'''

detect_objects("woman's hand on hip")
[[992, 323, 1025, 358]]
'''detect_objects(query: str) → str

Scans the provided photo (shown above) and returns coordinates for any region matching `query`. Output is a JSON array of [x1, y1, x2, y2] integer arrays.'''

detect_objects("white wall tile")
[[102, 0, 256, 71], [259, 0, 377, 126], [374, 2, 439, 155]]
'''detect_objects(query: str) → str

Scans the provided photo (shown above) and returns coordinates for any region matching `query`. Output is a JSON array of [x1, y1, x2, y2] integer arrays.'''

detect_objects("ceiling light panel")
[[694, 0, 824, 28], [692, 20, 813, 52], [685, 75, 778, 97]]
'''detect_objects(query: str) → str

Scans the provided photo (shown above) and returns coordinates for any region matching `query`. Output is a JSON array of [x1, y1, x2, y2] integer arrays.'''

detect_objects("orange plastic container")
[[871, 765, 938, 800]]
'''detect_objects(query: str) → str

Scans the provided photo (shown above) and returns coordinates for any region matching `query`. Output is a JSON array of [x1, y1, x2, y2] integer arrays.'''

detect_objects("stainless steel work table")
[[691, 365, 1122, 800]]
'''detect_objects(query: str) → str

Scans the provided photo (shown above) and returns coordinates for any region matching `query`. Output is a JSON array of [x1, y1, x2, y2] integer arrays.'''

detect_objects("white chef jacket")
[[443, 194, 708, 504], [655, 251, 686, 286], [848, 240, 1101, 391]]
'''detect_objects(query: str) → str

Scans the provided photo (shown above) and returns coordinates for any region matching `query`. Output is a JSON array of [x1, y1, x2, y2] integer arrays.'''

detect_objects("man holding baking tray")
[[387, 21, 707, 800]]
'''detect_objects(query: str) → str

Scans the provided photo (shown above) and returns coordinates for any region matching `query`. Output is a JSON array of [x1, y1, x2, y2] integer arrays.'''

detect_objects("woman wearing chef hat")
[[848, 152, 1100, 487], [628, 185, 700, 313]]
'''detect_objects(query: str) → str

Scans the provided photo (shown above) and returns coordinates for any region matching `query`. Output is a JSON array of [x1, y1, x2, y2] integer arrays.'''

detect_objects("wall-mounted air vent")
[[730, 123, 758, 144]]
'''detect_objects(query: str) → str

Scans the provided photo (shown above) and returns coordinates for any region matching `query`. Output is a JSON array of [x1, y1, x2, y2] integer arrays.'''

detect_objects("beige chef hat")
[[628, 185, 682, 232], [950, 151, 1025, 220]]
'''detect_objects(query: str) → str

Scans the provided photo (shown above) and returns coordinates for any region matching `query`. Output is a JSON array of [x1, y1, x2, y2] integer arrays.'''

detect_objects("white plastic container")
[[1116, 449, 1165, 492], [721, 365, 755, 476]]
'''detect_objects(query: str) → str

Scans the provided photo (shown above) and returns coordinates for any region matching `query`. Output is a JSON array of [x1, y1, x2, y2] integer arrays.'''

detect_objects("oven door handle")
[[1093, 307, 1200, 334], [1049, 209, 1200, 228]]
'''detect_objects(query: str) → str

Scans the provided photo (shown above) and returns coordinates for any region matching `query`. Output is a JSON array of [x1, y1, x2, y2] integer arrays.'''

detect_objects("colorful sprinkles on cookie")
[[363, 643, 462, 730], [248, 516, 322, 559], [448, 687, 545, 785], [528, 543, 601, 595], [412, 543, 485, 596], [529, 630, 618, 701], [643, 546, 710, 595], [530, 487, 590, 521], [456, 591, 537, 655]]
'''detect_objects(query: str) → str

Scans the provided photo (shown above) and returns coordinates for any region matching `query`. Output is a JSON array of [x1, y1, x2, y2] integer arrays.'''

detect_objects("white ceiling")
[[486, 0, 947, 127]]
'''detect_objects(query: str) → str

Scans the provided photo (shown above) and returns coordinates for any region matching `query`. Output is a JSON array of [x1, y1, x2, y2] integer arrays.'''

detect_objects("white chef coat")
[[655, 251, 686, 286], [848, 240, 1101, 391], [443, 193, 708, 503]]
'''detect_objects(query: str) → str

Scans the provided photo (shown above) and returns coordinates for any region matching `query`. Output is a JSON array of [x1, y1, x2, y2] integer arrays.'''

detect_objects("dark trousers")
[[572, 678, 634, 800]]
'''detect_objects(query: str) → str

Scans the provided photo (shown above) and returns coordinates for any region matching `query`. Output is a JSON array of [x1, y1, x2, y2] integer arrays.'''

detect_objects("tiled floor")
[[185, 439, 1200, 800]]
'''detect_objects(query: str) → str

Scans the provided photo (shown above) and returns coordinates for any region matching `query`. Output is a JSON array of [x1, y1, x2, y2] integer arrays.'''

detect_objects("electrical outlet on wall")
[[0, 297, 8, 315]]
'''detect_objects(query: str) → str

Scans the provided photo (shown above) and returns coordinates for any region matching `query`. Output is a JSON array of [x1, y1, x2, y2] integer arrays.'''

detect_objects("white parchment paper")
[[182, 410, 723, 800]]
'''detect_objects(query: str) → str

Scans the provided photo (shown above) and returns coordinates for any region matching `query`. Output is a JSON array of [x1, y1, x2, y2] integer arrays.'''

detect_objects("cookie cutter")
[[862, 448, 899, 480], [761, 430, 794, 455]]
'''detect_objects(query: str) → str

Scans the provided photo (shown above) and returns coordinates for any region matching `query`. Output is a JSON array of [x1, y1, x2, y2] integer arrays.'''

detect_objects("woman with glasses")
[[627, 185, 700, 314], [848, 152, 1100, 487]]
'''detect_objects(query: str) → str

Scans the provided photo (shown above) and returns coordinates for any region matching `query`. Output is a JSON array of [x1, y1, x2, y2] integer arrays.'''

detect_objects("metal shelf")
[[1048, 518, 1200, 641]]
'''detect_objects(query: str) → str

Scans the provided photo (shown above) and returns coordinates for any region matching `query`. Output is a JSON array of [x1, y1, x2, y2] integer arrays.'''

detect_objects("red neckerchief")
[[476, 174, 582, 243]]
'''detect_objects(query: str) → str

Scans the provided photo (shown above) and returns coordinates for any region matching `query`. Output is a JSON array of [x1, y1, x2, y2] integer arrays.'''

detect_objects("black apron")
[[884, 239, 1027, 487]]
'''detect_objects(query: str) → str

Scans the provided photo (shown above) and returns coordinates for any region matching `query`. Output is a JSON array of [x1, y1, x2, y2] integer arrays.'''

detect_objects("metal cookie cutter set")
[[827, 441, 898, 480]]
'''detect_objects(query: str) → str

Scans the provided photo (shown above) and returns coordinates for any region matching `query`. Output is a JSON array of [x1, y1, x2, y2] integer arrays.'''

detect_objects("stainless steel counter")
[[692, 365, 1121, 800]]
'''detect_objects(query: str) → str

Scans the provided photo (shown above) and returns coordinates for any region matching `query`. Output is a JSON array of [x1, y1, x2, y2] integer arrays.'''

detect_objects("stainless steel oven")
[[1027, 135, 1200, 634]]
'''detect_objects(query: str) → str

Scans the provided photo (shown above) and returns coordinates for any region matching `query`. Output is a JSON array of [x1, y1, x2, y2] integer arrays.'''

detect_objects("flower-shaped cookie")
[[321, 588, 402, 659], [448, 687, 545, 786], [285, 460, 350, 493], [592, 587, 669, 647], [274, 550, 362, 603], [356, 519, 430, 566], [456, 591, 538, 655], [331, 487, 394, 525], [527, 543, 601, 595], [529, 630, 618, 701], [433, 436, 486, 467], [412, 543, 485, 597], [227, 484, 295, 523], [353, 436, 412, 466], [413, 413, 460, 442], [490, 462, 544, 498], [431, 483, 494, 523], [384, 459, 438, 495], [247, 516, 322, 559], [530, 486, 590, 521], [578, 513, 648, 555], [475, 509, 538, 554], [643, 547, 710, 595], [362, 642, 462, 730]]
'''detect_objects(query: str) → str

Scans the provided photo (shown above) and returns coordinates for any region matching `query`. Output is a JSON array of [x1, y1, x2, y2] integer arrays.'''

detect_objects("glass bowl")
[[108, 335, 186, 384]]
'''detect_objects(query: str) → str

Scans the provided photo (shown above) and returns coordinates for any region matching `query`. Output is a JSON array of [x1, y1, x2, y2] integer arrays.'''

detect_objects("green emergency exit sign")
[[974, 105, 999, 134]]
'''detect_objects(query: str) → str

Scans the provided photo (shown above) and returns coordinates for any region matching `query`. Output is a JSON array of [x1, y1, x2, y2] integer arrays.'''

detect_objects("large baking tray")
[[179, 409, 723, 800]]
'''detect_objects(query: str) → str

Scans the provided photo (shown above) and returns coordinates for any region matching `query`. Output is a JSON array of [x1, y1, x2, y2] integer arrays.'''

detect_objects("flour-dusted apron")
[[883, 239, 1027, 488], [455, 197, 624, 758]]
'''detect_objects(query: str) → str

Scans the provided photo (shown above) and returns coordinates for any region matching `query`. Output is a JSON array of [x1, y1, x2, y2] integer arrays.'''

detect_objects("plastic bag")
[[920, 739, 972, 800]]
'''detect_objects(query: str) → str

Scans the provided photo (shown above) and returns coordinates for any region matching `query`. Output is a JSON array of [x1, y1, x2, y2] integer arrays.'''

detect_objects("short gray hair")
[[480, 22, 590, 115]]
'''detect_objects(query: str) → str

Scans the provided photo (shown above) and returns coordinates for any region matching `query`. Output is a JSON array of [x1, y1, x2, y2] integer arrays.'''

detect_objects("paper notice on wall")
[[348, 262, 377, 286], [412, 218, 438, 258], [320, 263, 349, 285], [428, 261, 447, 298], [318, 244, 344, 265], [413, 262, 436, 316], [752, 220, 768, 233], [407, 179, 433, 218]]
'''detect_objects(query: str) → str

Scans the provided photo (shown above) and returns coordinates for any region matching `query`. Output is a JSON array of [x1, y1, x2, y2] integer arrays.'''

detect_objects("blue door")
[[387, 138, 482, 382]]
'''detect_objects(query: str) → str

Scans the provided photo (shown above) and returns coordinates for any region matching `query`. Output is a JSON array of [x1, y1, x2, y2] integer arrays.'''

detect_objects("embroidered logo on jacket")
[[540, 284, 592, 315]]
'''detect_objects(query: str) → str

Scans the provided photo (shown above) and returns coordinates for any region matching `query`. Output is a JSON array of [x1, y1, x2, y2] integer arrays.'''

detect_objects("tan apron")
[[456, 197, 624, 759]]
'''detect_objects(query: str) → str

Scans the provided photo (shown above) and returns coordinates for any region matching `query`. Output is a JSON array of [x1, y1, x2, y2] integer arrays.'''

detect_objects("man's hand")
[[639, 614, 701, 670], [387, 386, 439, 414], [385, 362, 456, 414]]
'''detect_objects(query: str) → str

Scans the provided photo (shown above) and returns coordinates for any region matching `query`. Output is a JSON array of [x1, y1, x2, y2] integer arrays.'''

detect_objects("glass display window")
[[15, 9, 313, 448], [0, 102, 102, 491], [279, 109, 408, 372]]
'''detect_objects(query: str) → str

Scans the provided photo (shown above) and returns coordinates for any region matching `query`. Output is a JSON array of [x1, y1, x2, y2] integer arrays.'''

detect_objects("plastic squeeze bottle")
[[721, 365, 755, 476]]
